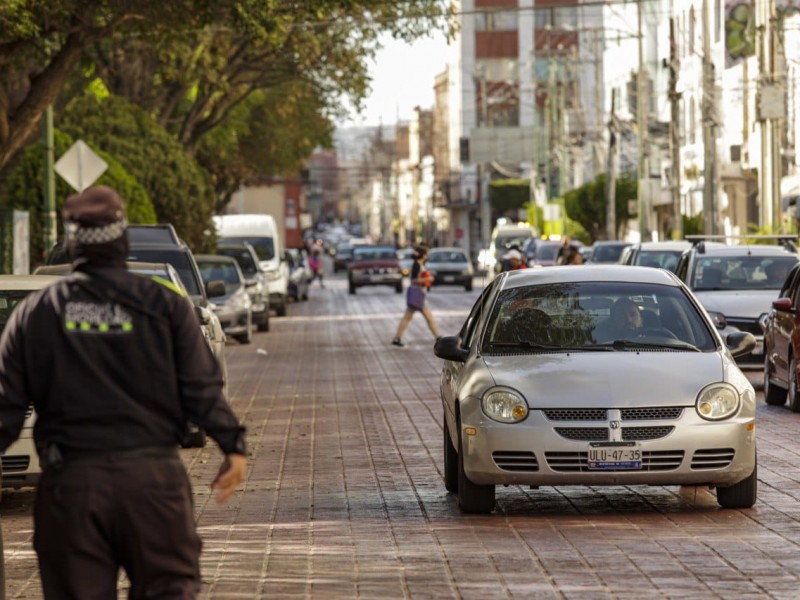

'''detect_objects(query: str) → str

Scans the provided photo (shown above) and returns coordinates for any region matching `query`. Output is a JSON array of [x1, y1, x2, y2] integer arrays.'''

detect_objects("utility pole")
[[756, 0, 783, 230], [637, 0, 649, 240], [606, 89, 618, 240], [702, 0, 720, 235], [669, 18, 683, 240]]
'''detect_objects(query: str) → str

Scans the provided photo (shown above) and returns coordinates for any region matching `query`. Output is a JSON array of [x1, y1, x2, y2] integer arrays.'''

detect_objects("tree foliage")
[[489, 179, 529, 216], [58, 93, 215, 251], [2, 129, 156, 267], [563, 173, 637, 242], [0, 1, 455, 173]]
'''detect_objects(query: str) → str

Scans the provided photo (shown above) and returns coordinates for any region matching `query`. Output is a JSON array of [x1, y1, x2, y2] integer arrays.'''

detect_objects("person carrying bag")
[[392, 245, 439, 347]]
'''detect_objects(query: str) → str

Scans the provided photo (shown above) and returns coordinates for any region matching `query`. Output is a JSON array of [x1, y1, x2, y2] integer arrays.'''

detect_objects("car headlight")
[[481, 387, 529, 423], [707, 311, 727, 329], [696, 383, 740, 420]]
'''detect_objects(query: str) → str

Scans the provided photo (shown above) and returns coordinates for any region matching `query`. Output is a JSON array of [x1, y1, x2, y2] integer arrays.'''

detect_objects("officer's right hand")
[[211, 453, 247, 503]]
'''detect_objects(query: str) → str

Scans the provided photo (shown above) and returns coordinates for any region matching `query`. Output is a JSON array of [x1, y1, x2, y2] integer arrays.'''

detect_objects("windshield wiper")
[[488, 341, 612, 352], [594, 339, 702, 352]]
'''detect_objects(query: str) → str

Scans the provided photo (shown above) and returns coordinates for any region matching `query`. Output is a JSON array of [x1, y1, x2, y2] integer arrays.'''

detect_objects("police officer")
[[0, 186, 246, 598]]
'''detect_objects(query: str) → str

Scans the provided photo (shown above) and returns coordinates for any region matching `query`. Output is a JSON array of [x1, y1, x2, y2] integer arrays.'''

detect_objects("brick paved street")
[[3, 273, 800, 599]]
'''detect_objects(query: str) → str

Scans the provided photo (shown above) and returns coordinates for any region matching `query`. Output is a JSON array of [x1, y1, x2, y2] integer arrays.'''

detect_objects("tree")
[[58, 92, 215, 251], [488, 179, 529, 220], [0, 1, 223, 171], [0, 1, 455, 172], [563, 173, 637, 242], [2, 129, 156, 267]]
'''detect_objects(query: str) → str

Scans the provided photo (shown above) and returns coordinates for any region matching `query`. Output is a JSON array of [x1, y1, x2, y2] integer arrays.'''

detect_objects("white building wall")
[[460, 0, 477, 133], [518, 0, 535, 128]]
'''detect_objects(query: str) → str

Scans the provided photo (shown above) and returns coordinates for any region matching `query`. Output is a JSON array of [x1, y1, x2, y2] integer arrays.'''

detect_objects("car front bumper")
[[457, 398, 756, 488], [3, 427, 40, 489]]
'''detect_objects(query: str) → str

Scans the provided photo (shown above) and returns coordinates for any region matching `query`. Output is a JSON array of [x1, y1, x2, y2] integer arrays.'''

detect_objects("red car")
[[347, 245, 403, 295], [762, 262, 800, 410]]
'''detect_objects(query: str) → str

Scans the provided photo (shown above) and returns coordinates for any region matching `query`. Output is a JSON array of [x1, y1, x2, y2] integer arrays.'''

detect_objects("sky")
[[338, 31, 450, 128]]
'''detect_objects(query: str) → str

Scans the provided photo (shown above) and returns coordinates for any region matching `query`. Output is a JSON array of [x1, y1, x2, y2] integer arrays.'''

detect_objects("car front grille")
[[2, 455, 30, 472], [543, 407, 684, 421], [545, 450, 685, 472], [691, 448, 735, 469], [555, 426, 675, 441], [492, 451, 539, 472]]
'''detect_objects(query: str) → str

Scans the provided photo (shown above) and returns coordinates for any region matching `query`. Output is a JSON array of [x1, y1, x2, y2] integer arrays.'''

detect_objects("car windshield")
[[495, 234, 531, 251], [126, 249, 201, 296], [0, 291, 34, 333], [482, 282, 716, 353], [536, 244, 560, 260], [218, 236, 275, 261], [634, 250, 683, 272], [692, 255, 798, 290], [593, 244, 628, 263], [353, 247, 396, 261], [197, 260, 242, 286], [428, 251, 467, 263], [217, 247, 258, 277]]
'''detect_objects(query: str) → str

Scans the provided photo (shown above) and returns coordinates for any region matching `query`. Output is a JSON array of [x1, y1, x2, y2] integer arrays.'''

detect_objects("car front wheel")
[[764, 353, 787, 406], [717, 459, 757, 509], [457, 421, 495, 514], [443, 414, 458, 494]]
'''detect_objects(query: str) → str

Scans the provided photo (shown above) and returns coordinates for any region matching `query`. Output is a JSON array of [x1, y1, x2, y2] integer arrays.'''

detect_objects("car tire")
[[465, 281, 473, 292], [716, 459, 757, 509], [234, 318, 252, 345], [764, 353, 787, 406], [790, 354, 800, 413], [457, 421, 495, 514], [443, 414, 458, 494], [349, 281, 356, 295], [276, 299, 287, 317], [395, 282, 403, 293], [257, 313, 269, 332]]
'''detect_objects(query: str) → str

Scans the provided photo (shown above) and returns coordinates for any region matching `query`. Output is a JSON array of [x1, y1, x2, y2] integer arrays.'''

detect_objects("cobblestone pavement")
[[3, 273, 800, 599]]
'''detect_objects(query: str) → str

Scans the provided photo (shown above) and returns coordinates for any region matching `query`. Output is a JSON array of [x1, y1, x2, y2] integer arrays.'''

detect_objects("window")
[[554, 7, 577, 30], [475, 9, 518, 31]]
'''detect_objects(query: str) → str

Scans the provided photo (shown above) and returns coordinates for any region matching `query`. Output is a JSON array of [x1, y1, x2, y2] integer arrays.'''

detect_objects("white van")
[[213, 214, 289, 316]]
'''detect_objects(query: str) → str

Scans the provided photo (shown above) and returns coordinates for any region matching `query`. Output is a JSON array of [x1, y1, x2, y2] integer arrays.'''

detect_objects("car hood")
[[694, 289, 779, 318], [482, 352, 724, 408]]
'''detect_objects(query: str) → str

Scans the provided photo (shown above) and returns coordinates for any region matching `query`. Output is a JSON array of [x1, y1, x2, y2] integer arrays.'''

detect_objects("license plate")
[[444, 275, 455, 282], [588, 442, 642, 470]]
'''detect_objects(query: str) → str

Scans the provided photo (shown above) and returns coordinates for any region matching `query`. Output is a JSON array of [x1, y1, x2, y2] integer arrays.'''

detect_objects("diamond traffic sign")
[[54, 140, 108, 192]]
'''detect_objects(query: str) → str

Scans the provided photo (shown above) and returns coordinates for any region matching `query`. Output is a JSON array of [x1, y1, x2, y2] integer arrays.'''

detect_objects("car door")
[[772, 266, 800, 379]]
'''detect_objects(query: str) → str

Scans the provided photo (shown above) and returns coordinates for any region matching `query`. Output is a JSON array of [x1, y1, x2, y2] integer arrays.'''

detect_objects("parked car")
[[425, 247, 474, 291], [216, 242, 270, 331], [619, 241, 692, 273], [286, 248, 312, 301], [523, 238, 562, 268], [333, 243, 355, 273], [348, 245, 403, 294], [761, 262, 800, 409], [434, 265, 758, 513], [195, 254, 253, 345], [0, 275, 62, 488], [586, 241, 633, 264], [674, 237, 800, 367]]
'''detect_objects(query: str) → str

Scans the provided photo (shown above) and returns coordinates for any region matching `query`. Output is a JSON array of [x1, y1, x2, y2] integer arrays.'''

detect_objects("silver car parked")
[[434, 266, 758, 513]]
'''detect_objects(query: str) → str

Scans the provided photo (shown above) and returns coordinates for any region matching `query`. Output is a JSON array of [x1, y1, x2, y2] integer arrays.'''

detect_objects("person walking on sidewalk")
[[308, 244, 324, 288], [0, 186, 247, 599], [392, 245, 440, 347]]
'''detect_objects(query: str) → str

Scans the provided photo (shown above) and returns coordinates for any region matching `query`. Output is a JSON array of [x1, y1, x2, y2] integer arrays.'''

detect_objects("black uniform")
[[0, 263, 246, 598]]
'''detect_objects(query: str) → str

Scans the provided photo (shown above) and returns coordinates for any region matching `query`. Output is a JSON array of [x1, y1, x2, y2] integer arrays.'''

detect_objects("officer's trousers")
[[33, 453, 201, 599]]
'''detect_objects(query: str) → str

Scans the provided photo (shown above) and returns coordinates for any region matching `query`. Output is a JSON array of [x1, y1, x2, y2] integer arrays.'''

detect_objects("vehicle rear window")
[[126, 249, 201, 296], [692, 255, 798, 290], [197, 261, 242, 285], [634, 250, 682, 272], [428, 251, 468, 263], [219, 236, 274, 261]]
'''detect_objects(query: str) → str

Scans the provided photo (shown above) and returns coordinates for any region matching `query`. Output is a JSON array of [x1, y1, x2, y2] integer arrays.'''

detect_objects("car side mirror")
[[195, 305, 212, 326], [726, 331, 757, 358], [434, 336, 469, 362], [244, 278, 258, 288], [773, 297, 794, 312], [206, 279, 226, 298]]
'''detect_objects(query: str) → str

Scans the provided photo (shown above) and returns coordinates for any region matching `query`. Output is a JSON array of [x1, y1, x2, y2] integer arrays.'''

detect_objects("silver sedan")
[[435, 266, 758, 513]]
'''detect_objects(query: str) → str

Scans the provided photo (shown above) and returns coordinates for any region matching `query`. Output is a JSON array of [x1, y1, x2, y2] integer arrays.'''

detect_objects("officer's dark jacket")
[[0, 264, 246, 455]]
